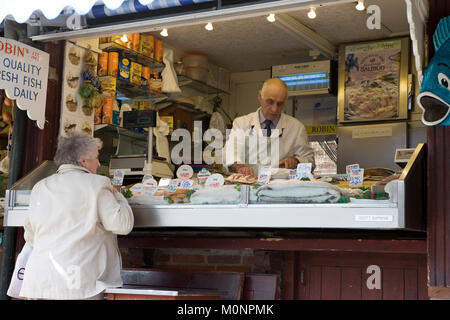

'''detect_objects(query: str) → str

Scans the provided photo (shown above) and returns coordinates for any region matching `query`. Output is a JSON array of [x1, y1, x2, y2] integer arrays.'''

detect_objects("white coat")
[[20, 164, 134, 300], [224, 107, 315, 172]]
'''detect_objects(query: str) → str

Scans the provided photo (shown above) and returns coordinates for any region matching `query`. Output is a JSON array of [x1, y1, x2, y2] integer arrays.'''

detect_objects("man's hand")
[[278, 157, 299, 169], [230, 163, 254, 176]]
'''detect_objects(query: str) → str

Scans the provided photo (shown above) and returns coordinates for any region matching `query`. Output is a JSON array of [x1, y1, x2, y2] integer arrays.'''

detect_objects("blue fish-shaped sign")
[[417, 17, 450, 126]]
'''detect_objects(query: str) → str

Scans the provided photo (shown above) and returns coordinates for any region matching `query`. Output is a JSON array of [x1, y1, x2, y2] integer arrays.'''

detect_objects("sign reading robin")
[[0, 37, 49, 129]]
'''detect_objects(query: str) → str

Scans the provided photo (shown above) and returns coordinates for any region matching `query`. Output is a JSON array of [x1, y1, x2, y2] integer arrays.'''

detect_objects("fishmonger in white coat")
[[224, 78, 315, 176]]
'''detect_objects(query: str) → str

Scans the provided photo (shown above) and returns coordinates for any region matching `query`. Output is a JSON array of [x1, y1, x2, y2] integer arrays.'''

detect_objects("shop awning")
[[86, 0, 213, 20], [0, 0, 210, 24]]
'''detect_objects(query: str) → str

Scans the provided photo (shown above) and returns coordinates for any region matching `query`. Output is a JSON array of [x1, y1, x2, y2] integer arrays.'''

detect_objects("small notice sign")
[[205, 174, 224, 188], [168, 179, 179, 192], [257, 166, 271, 185], [112, 169, 125, 186], [349, 168, 364, 187], [296, 163, 312, 180]]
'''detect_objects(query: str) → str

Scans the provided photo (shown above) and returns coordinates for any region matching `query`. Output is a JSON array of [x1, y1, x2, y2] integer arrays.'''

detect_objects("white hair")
[[54, 132, 102, 167]]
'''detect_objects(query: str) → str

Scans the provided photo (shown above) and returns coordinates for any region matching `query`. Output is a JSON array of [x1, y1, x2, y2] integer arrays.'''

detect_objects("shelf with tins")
[[99, 76, 168, 104], [177, 75, 229, 95], [94, 123, 149, 141], [99, 42, 165, 73]]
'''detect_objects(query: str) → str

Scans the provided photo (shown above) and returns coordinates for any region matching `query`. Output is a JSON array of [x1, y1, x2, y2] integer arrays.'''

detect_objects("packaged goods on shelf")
[[107, 51, 119, 77], [100, 76, 117, 92], [139, 34, 154, 58], [94, 104, 102, 124], [130, 61, 142, 86], [111, 35, 125, 47], [99, 37, 110, 44], [141, 66, 150, 89], [126, 34, 134, 49], [98, 52, 108, 77], [154, 40, 163, 63], [142, 101, 152, 110], [102, 97, 113, 124], [118, 54, 131, 82], [112, 100, 120, 126], [131, 33, 140, 52]]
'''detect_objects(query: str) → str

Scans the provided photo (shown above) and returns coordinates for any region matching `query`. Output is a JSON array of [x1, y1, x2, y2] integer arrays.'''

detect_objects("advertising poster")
[[338, 38, 409, 123]]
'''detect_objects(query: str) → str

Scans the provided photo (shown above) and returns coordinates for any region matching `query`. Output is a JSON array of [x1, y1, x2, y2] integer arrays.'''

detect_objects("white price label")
[[257, 166, 271, 185], [143, 186, 157, 196], [296, 163, 312, 180], [130, 183, 145, 197], [349, 168, 364, 187], [346, 164, 359, 177], [177, 165, 194, 179], [168, 179, 179, 192], [197, 168, 211, 185], [205, 174, 224, 188], [179, 179, 194, 189], [158, 178, 171, 187], [289, 170, 297, 180], [112, 169, 125, 186]]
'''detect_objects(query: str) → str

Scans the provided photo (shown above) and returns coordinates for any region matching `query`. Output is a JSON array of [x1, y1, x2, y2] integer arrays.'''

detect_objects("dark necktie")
[[262, 119, 272, 137]]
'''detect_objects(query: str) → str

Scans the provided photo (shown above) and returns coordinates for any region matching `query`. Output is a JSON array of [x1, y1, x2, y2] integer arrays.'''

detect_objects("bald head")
[[258, 78, 288, 121], [260, 78, 288, 100]]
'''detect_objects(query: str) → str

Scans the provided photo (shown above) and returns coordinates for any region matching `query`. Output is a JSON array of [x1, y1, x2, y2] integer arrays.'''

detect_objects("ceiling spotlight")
[[160, 28, 168, 37], [355, 0, 365, 11], [267, 13, 276, 23], [120, 34, 128, 43], [307, 7, 316, 19], [205, 22, 214, 31]]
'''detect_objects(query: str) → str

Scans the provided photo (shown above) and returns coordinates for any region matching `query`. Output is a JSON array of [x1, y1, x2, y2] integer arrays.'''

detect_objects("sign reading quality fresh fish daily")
[[0, 37, 49, 129]]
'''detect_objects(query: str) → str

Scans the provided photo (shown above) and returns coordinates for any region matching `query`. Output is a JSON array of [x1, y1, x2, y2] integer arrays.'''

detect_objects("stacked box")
[[118, 54, 131, 82], [139, 35, 154, 58], [130, 62, 142, 86]]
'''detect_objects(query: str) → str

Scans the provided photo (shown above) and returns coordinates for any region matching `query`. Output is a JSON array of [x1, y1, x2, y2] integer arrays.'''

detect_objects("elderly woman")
[[19, 132, 134, 300]]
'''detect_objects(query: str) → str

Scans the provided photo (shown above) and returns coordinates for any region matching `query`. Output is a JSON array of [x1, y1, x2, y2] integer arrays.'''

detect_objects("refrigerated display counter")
[[3, 144, 425, 231]]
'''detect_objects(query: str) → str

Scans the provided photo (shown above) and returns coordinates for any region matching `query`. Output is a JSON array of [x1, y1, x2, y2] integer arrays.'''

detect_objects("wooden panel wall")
[[426, 0, 450, 298], [22, 41, 64, 174], [297, 252, 428, 300]]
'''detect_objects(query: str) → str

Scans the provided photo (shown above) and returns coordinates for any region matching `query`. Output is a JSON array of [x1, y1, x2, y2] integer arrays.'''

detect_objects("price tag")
[[143, 186, 157, 196], [349, 168, 364, 187], [176, 165, 194, 179], [296, 163, 312, 180], [346, 164, 360, 179], [130, 183, 144, 197], [257, 166, 271, 185], [167, 179, 179, 192], [205, 173, 224, 188], [179, 179, 194, 189], [197, 168, 211, 185], [289, 170, 297, 180], [158, 178, 171, 187], [142, 174, 154, 183], [112, 169, 125, 186]]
